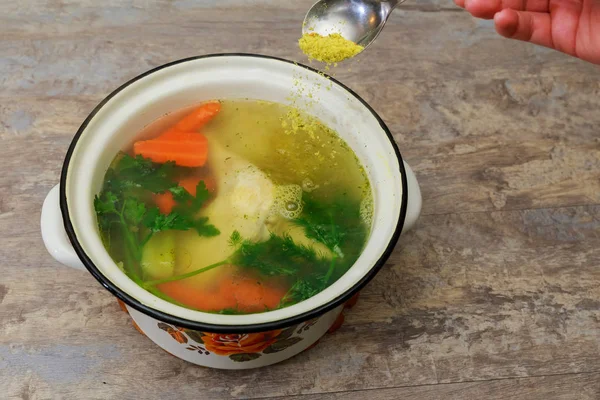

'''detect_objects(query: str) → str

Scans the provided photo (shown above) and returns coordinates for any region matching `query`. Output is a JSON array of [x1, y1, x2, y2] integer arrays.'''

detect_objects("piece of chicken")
[[173, 138, 276, 287]]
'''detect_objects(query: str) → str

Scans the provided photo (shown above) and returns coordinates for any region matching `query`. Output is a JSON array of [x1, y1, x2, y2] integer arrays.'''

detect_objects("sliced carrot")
[[153, 192, 176, 214], [156, 127, 180, 141], [157, 275, 285, 313], [220, 277, 286, 313], [157, 280, 236, 312], [201, 176, 217, 194], [153, 102, 221, 140], [133, 132, 208, 167], [174, 102, 221, 132]]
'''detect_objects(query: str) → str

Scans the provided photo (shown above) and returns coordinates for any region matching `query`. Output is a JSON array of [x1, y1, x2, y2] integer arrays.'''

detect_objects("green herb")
[[143, 259, 229, 287], [228, 230, 243, 247], [94, 192, 147, 277], [218, 308, 245, 315], [292, 193, 355, 254], [293, 192, 366, 275], [194, 217, 221, 237], [94, 152, 220, 282], [114, 155, 178, 194], [232, 233, 328, 277], [170, 181, 211, 213], [280, 279, 322, 306], [143, 207, 193, 233], [141, 192, 368, 308], [123, 197, 146, 225], [143, 232, 329, 296]]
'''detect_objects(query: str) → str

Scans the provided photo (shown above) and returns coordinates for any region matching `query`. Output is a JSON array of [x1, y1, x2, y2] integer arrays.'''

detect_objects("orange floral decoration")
[[202, 330, 282, 356], [169, 328, 187, 344]]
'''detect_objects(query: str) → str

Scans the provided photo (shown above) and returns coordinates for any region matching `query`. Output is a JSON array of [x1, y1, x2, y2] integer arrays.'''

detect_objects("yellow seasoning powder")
[[298, 33, 364, 64]]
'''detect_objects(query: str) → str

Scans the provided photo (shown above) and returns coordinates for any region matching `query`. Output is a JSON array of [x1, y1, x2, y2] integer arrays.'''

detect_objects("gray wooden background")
[[1, 0, 599, 399]]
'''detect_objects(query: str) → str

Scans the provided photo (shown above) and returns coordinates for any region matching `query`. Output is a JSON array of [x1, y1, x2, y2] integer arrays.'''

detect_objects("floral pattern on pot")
[[203, 330, 283, 356], [297, 317, 318, 334], [158, 322, 188, 344], [156, 320, 320, 362]]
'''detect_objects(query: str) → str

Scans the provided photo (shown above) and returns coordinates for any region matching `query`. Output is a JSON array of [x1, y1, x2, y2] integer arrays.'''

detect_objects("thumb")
[[494, 9, 553, 50]]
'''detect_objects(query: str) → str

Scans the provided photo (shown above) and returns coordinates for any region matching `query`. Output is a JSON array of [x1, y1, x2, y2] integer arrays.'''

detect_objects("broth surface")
[[95, 100, 373, 314]]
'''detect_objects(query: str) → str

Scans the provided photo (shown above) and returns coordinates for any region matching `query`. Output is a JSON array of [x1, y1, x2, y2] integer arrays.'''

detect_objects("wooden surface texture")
[[1, 0, 599, 399]]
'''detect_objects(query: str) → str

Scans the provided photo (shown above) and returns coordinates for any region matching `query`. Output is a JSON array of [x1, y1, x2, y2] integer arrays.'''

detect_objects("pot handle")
[[41, 184, 86, 270], [401, 161, 422, 234]]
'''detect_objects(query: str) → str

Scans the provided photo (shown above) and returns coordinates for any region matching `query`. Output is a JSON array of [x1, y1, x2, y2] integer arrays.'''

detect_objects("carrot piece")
[[220, 277, 286, 313], [153, 102, 220, 140], [173, 102, 221, 132], [203, 176, 217, 194], [158, 280, 237, 312], [157, 275, 285, 313], [133, 132, 208, 167], [153, 192, 176, 214], [156, 127, 180, 141]]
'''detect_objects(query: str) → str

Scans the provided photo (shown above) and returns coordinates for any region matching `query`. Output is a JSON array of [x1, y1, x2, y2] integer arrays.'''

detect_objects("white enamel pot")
[[41, 54, 422, 369]]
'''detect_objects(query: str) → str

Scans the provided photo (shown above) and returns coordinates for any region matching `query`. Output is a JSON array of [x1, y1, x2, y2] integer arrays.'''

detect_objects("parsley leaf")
[[141, 207, 218, 238], [281, 279, 322, 305], [138, 162, 178, 193], [192, 181, 211, 210], [292, 192, 366, 260], [94, 192, 120, 232], [115, 154, 178, 194], [143, 207, 193, 233], [231, 233, 328, 277], [116, 154, 154, 174], [94, 191, 119, 215], [228, 230, 242, 247], [170, 180, 211, 214], [123, 197, 146, 225], [194, 217, 220, 237]]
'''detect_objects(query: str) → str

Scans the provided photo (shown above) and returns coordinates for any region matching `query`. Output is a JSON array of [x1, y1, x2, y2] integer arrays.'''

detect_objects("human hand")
[[454, 0, 600, 65]]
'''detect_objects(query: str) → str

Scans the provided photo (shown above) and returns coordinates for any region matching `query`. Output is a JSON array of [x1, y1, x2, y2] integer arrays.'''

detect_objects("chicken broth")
[[95, 100, 373, 314]]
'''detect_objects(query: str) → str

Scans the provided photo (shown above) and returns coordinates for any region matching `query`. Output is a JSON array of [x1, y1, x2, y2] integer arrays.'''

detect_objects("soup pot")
[[40, 54, 422, 369]]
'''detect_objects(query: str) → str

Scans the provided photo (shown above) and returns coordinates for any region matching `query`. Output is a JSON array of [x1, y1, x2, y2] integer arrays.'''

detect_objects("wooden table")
[[1, 1, 599, 398]]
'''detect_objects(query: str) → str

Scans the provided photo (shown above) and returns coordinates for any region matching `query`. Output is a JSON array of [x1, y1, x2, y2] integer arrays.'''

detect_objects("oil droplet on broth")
[[302, 177, 318, 192]]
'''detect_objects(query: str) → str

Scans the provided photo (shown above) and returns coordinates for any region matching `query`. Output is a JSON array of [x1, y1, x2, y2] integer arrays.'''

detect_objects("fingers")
[[494, 9, 554, 49], [547, 0, 582, 56], [455, 0, 550, 19], [465, 0, 508, 19]]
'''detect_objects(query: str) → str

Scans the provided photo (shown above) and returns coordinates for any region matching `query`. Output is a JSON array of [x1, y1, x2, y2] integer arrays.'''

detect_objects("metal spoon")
[[302, 0, 404, 54]]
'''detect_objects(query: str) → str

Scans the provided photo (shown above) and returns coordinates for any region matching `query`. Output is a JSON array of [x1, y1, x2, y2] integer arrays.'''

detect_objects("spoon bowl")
[[302, 0, 403, 53]]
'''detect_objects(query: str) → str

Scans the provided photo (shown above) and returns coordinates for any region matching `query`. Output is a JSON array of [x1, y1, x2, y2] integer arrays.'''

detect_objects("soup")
[[94, 100, 373, 314]]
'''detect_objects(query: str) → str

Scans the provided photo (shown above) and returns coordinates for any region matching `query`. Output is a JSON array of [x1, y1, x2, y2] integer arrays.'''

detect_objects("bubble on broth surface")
[[273, 184, 304, 219]]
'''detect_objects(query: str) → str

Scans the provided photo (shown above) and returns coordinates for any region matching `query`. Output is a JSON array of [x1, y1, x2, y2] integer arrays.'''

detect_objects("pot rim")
[[60, 53, 408, 333]]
